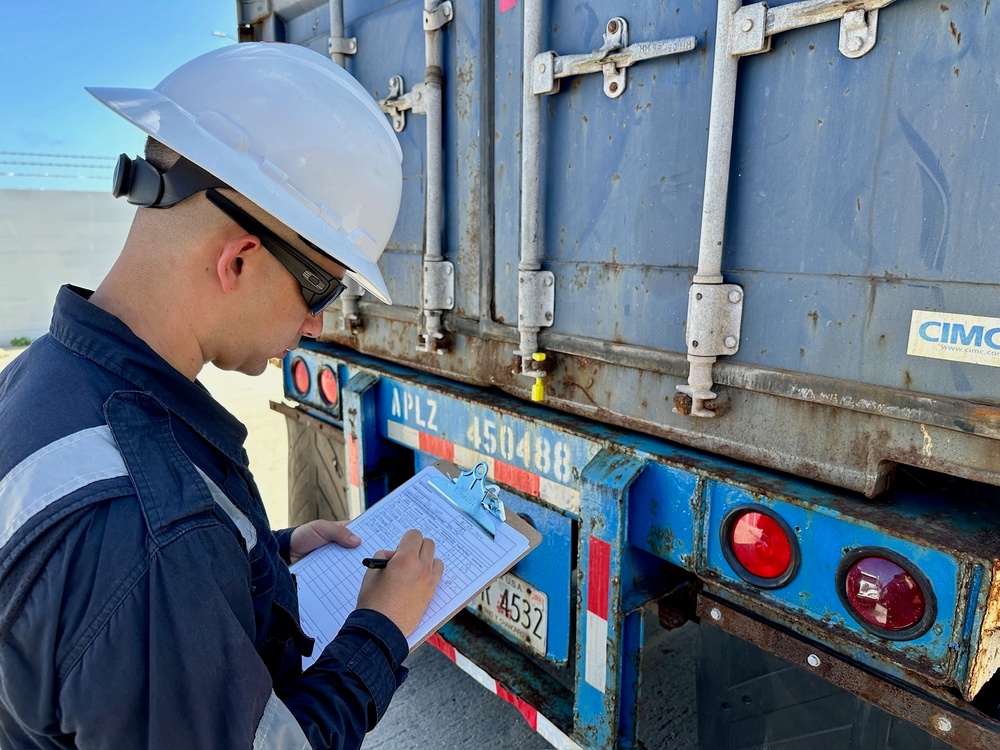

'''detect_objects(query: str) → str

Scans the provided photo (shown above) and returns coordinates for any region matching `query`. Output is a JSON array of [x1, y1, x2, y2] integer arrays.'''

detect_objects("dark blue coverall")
[[0, 285, 408, 749]]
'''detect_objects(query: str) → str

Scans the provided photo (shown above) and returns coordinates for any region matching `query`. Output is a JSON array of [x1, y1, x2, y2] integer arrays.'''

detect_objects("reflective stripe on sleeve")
[[0, 424, 258, 556], [0, 425, 127, 550], [194, 466, 257, 552], [253, 691, 310, 750]]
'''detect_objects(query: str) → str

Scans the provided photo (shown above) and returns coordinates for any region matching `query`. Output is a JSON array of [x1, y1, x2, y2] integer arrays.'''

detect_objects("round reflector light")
[[842, 555, 929, 635], [729, 511, 794, 580], [319, 366, 339, 406], [291, 358, 310, 395]]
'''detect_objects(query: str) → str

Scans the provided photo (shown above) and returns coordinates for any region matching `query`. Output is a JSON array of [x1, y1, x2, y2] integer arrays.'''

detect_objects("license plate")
[[473, 572, 548, 656]]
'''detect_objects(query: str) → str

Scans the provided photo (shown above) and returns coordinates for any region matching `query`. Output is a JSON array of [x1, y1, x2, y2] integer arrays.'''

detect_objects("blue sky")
[[0, 1, 238, 191]]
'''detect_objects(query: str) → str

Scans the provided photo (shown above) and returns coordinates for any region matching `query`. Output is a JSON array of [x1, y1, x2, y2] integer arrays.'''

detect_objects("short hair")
[[144, 137, 180, 171]]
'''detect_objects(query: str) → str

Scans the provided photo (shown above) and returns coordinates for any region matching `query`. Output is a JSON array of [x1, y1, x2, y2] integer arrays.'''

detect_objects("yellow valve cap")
[[530, 352, 546, 401], [531, 378, 544, 402]]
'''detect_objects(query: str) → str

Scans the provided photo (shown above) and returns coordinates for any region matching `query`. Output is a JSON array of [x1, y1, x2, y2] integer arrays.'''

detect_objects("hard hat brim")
[[86, 85, 394, 305]]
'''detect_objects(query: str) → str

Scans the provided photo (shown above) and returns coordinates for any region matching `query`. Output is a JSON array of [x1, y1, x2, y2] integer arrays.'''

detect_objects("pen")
[[361, 557, 389, 569]]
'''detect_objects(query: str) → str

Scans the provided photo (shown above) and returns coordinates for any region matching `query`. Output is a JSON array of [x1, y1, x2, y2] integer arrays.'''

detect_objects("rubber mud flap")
[[696, 623, 953, 749]]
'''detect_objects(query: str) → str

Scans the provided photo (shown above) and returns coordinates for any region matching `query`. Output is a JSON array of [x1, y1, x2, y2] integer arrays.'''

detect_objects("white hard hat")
[[87, 42, 401, 304]]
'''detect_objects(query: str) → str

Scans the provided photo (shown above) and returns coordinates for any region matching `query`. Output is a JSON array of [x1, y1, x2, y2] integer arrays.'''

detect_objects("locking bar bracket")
[[517, 270, 556, 330], [422, 260, 455, 312], [423, 0, 454, 32], [685, 283, 744, 358], [378, 75, 427, 133], [728, 0, 894, 59], [328, 35, 357, 57], [532, 17, 697, 99]]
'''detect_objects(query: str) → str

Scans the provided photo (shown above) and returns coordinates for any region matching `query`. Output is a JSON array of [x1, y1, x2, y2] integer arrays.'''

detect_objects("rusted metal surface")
[[697, 596, 1000, 749], [969, 562, 1000, 700], [439, 612, 574, 732], [269, 400, 342, 437], [318, 314, 1000, 497]]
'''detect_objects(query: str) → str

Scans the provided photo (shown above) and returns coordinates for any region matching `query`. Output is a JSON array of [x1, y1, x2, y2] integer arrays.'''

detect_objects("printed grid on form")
[[291, 465, 530, 667]]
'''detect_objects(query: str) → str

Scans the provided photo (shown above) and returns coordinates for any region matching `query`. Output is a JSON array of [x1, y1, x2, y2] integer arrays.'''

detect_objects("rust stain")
[[967, 562, 1000, 698], [950, 20, 961, 45], [807, 310, 819, 327]]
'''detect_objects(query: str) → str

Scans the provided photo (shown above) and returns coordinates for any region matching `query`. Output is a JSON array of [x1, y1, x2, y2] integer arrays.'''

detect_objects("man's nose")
[[299, 310, 323, 339]]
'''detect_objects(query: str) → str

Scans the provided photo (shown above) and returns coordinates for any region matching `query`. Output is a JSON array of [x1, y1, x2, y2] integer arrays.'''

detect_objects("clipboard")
[[290, 460, 542, 665]]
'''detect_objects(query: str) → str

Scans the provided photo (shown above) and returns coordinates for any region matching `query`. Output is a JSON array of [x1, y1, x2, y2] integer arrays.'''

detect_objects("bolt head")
[[725, 336, 737, 348], [935, 716, 953, 733], [741, 19, 754, 32], [710, 607, 722, 621], [539, 62, 546, 73], [807, 654, 821, 667], [728, 290, 743, 303], [848, 35, 864, 52], [609, 81, 619, 93]]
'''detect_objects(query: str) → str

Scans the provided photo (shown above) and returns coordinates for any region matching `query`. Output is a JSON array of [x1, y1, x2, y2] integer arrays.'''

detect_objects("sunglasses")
[[205, 189, 347, 315]]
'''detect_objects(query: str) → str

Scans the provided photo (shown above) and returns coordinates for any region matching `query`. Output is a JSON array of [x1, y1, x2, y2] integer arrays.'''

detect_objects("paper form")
[[291, 465, 530, 668]]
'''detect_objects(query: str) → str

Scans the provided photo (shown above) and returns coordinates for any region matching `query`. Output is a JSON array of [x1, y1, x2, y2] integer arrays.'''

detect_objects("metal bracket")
[[517, 271, 556, 329], [422, 260, 455, 311], [377, 75, 427, 133], [839, 9, 879, 59], [328, 35, 357, 57], [729, 0, 894, 59], [532, 17, 696, 99], [685, 284, 744, 357], [729, 3, 771, 57], [335, 277, 365, 335], [423, 0, 453, 32]]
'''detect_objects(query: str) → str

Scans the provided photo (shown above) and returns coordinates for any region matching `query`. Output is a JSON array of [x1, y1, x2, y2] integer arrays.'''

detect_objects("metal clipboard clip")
[[428, 462, 506, 539]]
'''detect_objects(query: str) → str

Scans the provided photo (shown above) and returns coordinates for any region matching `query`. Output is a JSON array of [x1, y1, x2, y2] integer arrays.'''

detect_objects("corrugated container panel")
[[241, 0, 1000, 496]]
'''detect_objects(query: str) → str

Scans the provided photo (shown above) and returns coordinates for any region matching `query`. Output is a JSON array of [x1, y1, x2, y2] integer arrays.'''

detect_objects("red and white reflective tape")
[[585, 537, 611, 693], [386, 420, 583, 514], [427, 634, 582, 750]]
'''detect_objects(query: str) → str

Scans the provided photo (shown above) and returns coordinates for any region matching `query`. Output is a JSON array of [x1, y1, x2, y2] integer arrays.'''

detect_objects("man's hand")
[[356, 529, 444, 637], [288, 520, 361, 564]]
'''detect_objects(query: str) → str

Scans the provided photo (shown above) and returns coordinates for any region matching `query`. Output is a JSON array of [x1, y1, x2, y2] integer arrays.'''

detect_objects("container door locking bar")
[[516, 5, 698, 401], [676, 0, 899, 418], [374, 2, 455, 353]]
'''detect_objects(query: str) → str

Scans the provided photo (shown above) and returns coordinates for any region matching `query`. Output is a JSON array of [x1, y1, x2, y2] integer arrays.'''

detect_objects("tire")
[[286, 415, 349, 525]]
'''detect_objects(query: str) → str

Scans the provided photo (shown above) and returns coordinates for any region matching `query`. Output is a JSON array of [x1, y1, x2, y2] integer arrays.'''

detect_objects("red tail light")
[[721, 507, 799, 588], [839, 552, 933, 638], [291, 357, 310, 395], [318, 366, 339, 406]]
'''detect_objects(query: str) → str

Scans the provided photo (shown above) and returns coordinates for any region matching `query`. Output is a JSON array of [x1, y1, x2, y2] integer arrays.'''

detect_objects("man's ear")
[[216, 236, 258, 293]]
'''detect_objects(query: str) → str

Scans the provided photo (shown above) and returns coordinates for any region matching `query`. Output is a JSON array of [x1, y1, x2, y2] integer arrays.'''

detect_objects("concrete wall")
[[0, 190, 134, 344]]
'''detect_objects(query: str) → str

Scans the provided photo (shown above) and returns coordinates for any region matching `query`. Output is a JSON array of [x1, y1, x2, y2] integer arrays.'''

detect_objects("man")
[[0, 43, 442, 749]]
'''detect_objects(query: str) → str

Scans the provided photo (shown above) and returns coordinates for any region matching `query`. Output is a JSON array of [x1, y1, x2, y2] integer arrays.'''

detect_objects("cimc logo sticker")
[[907, 310, 1000, 368]]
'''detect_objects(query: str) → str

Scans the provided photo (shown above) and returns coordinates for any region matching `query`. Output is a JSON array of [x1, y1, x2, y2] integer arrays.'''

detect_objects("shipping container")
[[240, 0, 1000, 747]]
